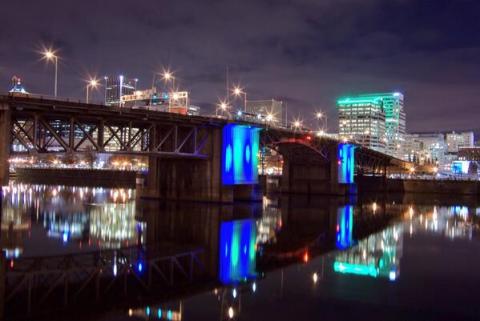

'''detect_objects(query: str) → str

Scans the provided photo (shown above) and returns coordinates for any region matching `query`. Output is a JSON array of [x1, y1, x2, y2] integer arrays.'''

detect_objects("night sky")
[[1, 0, 480, 132]]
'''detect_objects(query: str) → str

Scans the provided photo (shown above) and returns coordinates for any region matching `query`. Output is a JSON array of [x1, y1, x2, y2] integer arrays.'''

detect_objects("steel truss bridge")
[[1, 94, 410, 170], [5, 95, 214, 158]]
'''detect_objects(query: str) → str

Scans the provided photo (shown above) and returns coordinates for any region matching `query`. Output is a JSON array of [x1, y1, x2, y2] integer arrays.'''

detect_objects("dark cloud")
[[1, 0, 480, 133]]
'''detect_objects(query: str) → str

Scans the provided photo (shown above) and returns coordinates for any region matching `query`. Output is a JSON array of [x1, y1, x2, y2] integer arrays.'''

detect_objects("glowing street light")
[[162, 69, 176, 90], [41, 48, 59, 97], [315, 111, 328, 131], [216, 100, 230, 116], [265, 113, 274, 122], [292, 119, 302, 129], [86, 78, 99, 103], [232, 86, 247, 112]]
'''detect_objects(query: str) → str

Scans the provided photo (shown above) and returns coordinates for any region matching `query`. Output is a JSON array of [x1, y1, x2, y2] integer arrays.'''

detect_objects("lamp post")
[[162, 70, 175, 91], [216, 100, 229, 117], [86, 78, 99, 104], [103, 76, 109, 105], [42, 49, 59, 97], [292, 120, 302, 132], [315, 111, 328, 132], [232, 86, 247, 112]]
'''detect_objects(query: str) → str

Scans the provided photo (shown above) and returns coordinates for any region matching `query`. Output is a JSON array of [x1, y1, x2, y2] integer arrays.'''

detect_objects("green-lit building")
[[337, 92, 406, 156]]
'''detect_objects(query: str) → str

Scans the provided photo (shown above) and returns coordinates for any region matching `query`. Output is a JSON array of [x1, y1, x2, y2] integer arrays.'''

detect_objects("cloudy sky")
[[1, 0, 480, 132]]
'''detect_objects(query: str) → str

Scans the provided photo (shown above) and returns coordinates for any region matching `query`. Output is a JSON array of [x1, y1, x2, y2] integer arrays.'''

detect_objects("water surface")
[[1, 182, 480, 320]]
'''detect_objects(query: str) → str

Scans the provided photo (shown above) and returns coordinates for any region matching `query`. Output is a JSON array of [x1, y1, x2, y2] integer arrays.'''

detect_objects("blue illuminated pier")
[[221, 124, 261, 185], [338, 143, 355, 184]]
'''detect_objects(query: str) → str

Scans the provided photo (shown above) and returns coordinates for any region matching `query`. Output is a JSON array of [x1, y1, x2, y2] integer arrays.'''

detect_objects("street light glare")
[[316, 112, 323, 119], [218, 101, 228, 110], [233, 86, 242, 96], [42, 48, 57, 61], [89, 79, 98, 87], [162, 70, 173, 81]]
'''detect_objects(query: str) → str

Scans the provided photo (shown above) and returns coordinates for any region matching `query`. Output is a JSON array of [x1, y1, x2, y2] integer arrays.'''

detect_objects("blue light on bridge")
[[338, 144, 355, 184], [336, 205, 354, 250], [219, 219, 257, 284], [222, 124, 260, 185]]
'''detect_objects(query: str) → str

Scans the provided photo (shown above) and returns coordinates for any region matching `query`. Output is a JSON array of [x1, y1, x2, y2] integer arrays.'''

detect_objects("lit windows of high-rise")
[[337, 92, 406, 156], [337, 95, 386, 153]]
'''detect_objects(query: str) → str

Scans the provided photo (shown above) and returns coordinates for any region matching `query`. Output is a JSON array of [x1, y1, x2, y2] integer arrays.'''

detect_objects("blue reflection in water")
[[336, 205, 354, 250], [219, 219, 257, 284]]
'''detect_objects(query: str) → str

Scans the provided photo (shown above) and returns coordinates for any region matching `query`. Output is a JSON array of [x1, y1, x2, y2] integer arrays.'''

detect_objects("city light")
[[86, 77, 100, 103], [228, 307, 235, 319], [163, 70, 173, 81], [41, 47, 59, 97], [292, 119, 302, 129], [232, 86, 247, 111]]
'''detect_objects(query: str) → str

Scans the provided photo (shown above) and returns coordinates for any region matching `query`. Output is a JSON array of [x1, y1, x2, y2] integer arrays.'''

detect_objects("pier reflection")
[[1, 183, 480, 320]]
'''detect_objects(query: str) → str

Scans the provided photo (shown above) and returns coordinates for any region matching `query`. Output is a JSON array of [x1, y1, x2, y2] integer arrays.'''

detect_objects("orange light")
[[303, 251, 309, 263]]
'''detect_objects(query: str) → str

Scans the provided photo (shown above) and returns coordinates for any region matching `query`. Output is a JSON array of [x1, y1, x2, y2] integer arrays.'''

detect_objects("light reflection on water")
[[1, 182, 143, 259], [1, 182, 480, 320]]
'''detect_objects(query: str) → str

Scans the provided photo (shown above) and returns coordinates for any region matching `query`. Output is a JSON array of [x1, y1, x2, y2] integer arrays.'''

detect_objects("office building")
[[104, 75, 138, 106], [337, 95, 386, 152], [403, 133, 447, 165], [360, 93, 406, 157], [446, 131, 474, 153]]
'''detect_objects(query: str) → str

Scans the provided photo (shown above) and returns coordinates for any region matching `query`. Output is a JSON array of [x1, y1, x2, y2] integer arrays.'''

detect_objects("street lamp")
[[232, 86, 247, 112], [315, 111, 328, 132], [86, 78, 99, 103], [216, 100, 230, 117], [162, 70, 175, 90], [42, 49, 59, 97], [292, 119, 302, 131], [103, 76, 109, 105], [265, 113, 274, 123]]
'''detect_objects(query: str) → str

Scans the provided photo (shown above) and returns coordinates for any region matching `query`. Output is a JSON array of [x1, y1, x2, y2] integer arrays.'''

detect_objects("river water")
[[1, 182, 479, 320]]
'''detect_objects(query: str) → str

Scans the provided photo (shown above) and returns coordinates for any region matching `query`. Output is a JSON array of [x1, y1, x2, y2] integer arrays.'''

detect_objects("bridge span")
[[0, 94, 412, 202]]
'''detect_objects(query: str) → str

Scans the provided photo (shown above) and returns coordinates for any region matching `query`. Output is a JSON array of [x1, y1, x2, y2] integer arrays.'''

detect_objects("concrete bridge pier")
[[280, 143, 354, 196], [138, 126, 232, 202]]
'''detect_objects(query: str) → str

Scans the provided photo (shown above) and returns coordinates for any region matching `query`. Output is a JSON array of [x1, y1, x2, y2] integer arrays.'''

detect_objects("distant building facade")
[[446, 131, 474, 153], [337, 92, 406, 156], [104, 75, 137, 106], [403, 133, 447, 165], [337, 95, 386, 152]]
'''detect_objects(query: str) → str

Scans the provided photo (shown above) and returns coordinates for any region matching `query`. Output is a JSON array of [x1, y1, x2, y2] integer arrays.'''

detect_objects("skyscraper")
[[104, 75, 138, 106], [337, 95, 386, 152], [337, 92, 406, 156]]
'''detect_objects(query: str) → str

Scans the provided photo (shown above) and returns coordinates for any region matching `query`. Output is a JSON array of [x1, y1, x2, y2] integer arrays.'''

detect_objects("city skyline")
[[1, 1, 480, 133]]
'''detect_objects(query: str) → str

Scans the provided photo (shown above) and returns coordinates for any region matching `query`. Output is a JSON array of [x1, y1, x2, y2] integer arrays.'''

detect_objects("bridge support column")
[[137, 128, 234, 202], [280, 144, 355, 196], [0, 104, 10, 185]]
